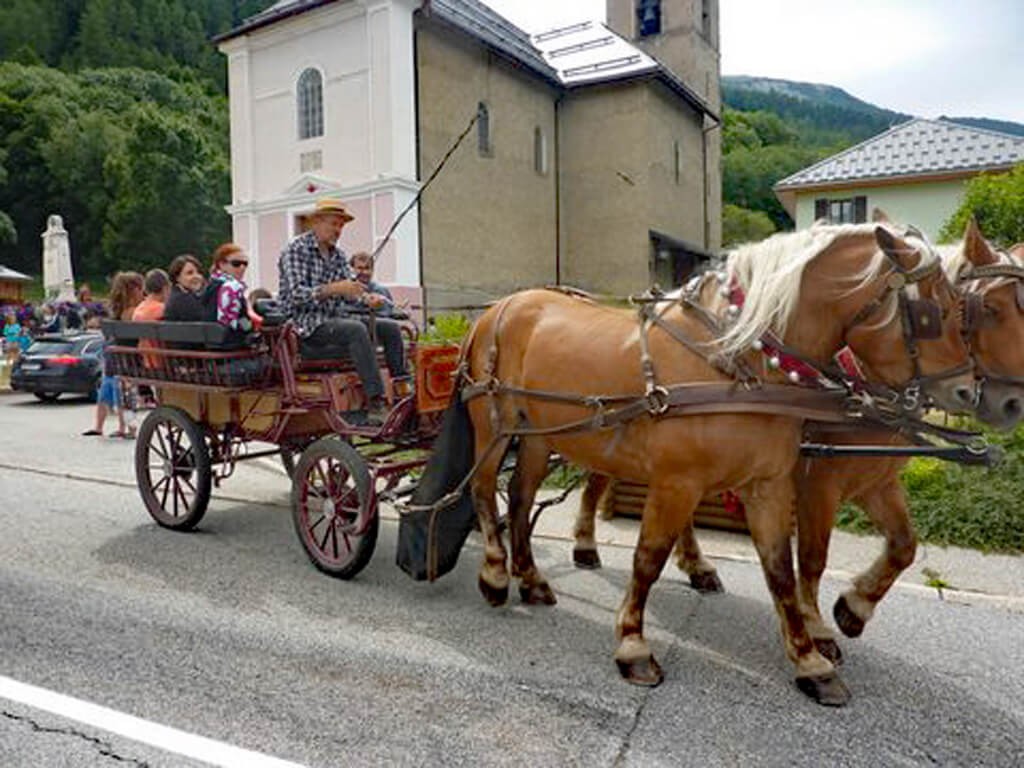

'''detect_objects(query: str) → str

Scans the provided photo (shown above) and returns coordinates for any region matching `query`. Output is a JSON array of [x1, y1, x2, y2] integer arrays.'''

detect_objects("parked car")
[[10, 333, 104, 402]]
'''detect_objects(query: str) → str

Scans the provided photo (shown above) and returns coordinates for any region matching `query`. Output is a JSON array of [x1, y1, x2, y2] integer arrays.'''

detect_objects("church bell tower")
[[605, 0, 721, 113]]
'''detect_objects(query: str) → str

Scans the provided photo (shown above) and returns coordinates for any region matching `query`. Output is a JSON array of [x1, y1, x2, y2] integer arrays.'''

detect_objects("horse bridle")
[[834, 242, 971, 411], [958, 259, 1024, 389]]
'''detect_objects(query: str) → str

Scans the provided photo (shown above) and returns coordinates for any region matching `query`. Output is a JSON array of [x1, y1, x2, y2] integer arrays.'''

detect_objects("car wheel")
[[34, 392, 61, 403]]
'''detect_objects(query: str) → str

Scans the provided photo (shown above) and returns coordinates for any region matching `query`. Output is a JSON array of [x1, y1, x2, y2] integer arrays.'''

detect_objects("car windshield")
[[26, 341, 75, 356]]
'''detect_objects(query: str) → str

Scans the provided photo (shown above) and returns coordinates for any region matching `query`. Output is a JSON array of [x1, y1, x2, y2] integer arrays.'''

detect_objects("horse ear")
[[962, 218, 998, 266], [871, 208, 891, 223], [874, 225, 916, 272]]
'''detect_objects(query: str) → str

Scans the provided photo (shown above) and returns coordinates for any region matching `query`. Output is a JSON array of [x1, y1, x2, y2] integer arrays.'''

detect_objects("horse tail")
[[396, 378, 477, 582]]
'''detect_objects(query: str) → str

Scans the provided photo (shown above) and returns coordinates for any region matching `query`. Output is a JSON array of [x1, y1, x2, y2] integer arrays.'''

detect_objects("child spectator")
[[133, 269, 171, 371], [83, 271, 143, 439]]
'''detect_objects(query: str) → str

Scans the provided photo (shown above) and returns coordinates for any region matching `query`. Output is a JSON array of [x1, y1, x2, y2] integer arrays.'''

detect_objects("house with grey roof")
[[215, 0, 722, 309], [774, 118, 1024, 239]]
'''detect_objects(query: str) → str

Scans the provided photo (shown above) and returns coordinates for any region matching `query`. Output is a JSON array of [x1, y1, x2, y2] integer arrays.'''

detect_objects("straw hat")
[[310, 197, 354, 222]]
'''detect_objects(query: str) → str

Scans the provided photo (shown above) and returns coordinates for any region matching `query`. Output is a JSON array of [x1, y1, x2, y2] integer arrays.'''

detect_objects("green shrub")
[[420, 313, 471, 345], [834, 423, 1024, 553]]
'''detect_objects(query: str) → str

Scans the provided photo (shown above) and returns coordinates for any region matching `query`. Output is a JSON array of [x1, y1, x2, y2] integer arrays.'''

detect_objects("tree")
[[0, 62, 230, 278], [722, 204, 775, 247], [940, 164, 1024, 247]]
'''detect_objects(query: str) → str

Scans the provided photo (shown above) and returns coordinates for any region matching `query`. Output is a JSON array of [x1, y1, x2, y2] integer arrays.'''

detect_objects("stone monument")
[[42, 214, 76, 302]]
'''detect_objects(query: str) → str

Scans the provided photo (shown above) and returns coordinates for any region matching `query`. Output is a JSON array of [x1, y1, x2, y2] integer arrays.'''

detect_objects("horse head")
[[842, 224, 975, 413], [954, 219, 1024, 429]]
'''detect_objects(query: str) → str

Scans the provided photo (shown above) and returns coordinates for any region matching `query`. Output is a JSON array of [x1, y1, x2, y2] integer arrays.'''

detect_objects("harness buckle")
[[644, 385, 670, 415]]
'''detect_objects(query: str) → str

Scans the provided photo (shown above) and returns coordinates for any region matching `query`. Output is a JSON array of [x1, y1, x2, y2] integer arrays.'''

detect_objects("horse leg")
[[471, 432, 514, 607], [506, 437, 557, 604], [833, 479, 917, 639], [673, 521, 724, 594], [572, 473, 610, 569], [794, 465, 844, 665], [615, 479, 699, 687], [744, 477, 850, 706]]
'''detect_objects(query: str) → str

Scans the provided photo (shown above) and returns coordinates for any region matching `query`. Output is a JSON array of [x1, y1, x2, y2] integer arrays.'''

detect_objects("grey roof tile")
[[775, 118, 1024, 189]]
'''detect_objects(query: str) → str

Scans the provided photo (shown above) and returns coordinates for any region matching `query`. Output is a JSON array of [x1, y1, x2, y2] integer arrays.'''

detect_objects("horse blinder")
[[905, 299, 943, 340]]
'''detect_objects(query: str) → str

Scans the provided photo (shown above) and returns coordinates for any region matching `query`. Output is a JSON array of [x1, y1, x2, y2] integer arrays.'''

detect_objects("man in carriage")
[[277, 198, 407, 425]]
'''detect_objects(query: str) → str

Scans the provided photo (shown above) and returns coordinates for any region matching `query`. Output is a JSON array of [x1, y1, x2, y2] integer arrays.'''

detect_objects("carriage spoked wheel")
[[291, 437, 378, 579], [134, 406, 212, 530]]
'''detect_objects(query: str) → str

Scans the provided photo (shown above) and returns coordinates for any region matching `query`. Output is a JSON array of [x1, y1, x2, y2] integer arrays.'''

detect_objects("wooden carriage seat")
[[101, 320, 267, 387]]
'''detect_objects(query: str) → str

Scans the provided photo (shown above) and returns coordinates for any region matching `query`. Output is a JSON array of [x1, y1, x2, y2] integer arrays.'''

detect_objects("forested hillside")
[[720, 75, 1024, 244], [0, 0, 274, 280]]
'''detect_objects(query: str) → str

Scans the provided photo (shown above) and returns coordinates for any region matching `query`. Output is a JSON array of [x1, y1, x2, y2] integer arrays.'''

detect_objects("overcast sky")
[[480, 0, 1024, 124]]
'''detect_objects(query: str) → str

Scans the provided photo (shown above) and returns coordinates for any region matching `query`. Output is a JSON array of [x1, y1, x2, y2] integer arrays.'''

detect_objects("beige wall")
[[792, 179, 967, 241], [416, 24, 558, 311], [559, 80, 712, 295]]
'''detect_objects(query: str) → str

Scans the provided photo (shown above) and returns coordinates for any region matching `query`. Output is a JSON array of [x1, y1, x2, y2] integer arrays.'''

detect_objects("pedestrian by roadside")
[[3, 311, 24, 364], [83, 272, 143, 439]]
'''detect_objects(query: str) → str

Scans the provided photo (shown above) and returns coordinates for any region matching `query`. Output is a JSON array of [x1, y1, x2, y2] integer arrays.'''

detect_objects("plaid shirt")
[[278, 230, 355, 337]]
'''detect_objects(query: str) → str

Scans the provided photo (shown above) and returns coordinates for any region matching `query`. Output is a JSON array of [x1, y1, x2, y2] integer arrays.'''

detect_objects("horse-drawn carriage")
[[102, 303, 460, 579], [103, 217, 1024, 708]]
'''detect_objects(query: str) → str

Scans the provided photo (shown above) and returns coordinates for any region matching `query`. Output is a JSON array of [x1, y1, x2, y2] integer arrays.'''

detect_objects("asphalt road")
[[1, 393, 1023, 767]]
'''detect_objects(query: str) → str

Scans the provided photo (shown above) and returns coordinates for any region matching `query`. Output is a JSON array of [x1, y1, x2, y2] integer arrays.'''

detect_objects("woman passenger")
[[209, 243, 261, 331], [163, 254, 208, 322]]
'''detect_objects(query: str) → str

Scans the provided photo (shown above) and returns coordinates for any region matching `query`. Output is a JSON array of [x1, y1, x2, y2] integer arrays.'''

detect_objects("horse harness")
[[959, 259, 1024, 389], [459, 238, 971, 444]]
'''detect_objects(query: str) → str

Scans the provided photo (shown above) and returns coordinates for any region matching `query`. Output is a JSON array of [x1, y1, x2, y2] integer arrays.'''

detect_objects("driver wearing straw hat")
[[278, 198, 406, 426]]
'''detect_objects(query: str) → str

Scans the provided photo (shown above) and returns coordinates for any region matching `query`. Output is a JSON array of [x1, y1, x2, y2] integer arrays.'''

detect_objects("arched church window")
[[297, 68, 324, 140]]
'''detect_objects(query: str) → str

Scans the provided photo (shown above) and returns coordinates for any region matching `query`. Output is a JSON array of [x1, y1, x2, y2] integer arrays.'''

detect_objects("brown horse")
[[455, 223, 974, 705], [572, 218, 1024, 667]]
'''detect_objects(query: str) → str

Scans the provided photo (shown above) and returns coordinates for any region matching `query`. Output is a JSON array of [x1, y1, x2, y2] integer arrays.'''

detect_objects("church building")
[[216, 0, 721, 312]]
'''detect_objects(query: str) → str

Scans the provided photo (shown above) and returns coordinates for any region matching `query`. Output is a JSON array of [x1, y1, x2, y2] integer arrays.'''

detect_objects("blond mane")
[[716, 222, 939, 356]]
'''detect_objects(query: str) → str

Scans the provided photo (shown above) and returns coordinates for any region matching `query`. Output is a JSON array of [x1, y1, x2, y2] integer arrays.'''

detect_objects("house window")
[[534, 127, 547, 175], [701, 0, 713, 39], [636, 0, 661, 38], [674, 140, 681, 185], [814, 196, 867, 224], [477, 102, 491, 156], [297, 68, 323, 140]]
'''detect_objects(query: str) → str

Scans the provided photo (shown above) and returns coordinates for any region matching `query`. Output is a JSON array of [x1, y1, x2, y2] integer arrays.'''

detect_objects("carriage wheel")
[[135, 406, 212, 530], [291, 437, 378, 579]]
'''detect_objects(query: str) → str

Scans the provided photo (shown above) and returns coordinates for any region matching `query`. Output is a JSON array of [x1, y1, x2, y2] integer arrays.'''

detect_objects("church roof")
[[215, 1, 716, 119], [775, 117, 1024, 191]]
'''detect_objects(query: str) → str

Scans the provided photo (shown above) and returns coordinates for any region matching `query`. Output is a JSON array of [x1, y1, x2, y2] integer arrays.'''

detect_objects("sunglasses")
[[228, 259, 249, 268]]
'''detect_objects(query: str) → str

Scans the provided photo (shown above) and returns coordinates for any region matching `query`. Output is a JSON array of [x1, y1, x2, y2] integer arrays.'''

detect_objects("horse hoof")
[[573, 548, 602, 569], [689, 571, 725, 594], [815, 638, 844, 666], [834, 596, 865, 638], [519, 582, 557, 605], [795, 672, 851, 707], [478, 576, 509, 607], [616, 656, 664, 687]]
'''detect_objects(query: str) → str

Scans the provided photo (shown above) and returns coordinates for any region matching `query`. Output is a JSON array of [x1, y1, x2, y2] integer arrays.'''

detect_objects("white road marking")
[[0, 675, 306, 768]]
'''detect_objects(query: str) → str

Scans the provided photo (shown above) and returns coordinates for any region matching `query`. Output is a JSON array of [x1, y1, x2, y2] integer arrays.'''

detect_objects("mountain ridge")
[[723, 75, 1024, 138]]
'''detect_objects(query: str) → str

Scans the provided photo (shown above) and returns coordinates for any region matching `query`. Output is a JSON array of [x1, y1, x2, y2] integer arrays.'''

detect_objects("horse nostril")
[[1003, 398, 1022, 420], [954, 385, 974, 405]]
